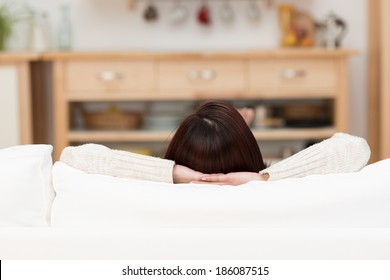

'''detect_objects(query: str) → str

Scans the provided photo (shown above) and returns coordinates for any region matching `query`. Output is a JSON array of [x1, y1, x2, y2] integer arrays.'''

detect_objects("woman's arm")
[[60, 144, 176, 183], [200, 133, 371, 184], [261, 133, 370, 180]]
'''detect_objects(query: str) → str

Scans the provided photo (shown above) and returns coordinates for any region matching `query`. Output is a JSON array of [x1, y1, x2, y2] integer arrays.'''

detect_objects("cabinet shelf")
[[68, 130, 174, 142], [252, 127, 335, 140], [68, 127, 336, 143]]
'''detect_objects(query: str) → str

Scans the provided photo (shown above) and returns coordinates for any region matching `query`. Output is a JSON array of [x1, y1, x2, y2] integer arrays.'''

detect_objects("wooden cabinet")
[[46, 50, 356, 159]]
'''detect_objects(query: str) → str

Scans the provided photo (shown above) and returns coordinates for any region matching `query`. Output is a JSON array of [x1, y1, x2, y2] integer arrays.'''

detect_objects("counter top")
[[0, 49, 359, 62], [41, 48, 359, 60], [0, 52, 41, 62]]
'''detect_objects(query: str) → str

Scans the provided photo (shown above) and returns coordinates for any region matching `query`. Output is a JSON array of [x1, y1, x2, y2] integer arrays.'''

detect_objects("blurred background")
[[1, 0, 387, 163]]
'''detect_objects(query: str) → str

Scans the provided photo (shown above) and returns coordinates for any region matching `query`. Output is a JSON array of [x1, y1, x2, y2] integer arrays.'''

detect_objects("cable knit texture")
[[60, 144, 175, 183], [260, 133, 371, 181]]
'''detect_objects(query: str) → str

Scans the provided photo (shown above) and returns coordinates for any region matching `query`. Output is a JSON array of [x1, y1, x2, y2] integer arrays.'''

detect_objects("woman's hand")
[[193, 172, 269, 186], [173, 164, 269, 185], [173, 164, 205, 183], [237, 107, 255, 126]]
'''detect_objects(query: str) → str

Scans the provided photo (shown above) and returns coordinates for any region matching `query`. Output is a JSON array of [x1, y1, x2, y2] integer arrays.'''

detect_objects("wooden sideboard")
[[43, 49, 357, 159]]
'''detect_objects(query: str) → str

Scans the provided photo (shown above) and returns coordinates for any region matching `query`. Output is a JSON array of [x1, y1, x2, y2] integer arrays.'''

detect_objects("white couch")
[[1, 144, 390, 260]]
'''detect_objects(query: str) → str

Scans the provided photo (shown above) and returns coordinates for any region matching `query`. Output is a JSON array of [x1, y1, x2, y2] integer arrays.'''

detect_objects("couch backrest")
[[51, 159, 390, 228], [1, 144, 390, 229]]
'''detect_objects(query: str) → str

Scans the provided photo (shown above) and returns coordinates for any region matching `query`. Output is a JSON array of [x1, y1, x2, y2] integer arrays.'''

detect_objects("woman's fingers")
[[201, 174, 227, 182], [190, 180, 226, 185]]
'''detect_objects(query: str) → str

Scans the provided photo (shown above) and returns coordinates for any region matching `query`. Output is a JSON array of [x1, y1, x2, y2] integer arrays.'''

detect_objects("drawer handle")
[[187, 70, 200, 80], [201, 69, 216, 80], [97, 71, 124, 81], [187, 69, 217, 81], [280, 69, 306, 79]]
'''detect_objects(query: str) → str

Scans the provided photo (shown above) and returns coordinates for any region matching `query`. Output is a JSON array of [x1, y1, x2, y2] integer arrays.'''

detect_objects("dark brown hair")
[[164, 101, 266, 174]]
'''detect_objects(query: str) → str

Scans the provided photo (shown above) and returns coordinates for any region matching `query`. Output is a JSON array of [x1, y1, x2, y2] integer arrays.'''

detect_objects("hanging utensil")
[[143, 1, 158, 22], [170, 0, 189, 24], [246, 0, 261, 22], [220, 0, 234, 23], [197, 1, 211, 26]]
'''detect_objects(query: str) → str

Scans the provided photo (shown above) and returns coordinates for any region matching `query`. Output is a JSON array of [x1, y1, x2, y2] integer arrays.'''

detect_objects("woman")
[[60, 101, 371, 185]]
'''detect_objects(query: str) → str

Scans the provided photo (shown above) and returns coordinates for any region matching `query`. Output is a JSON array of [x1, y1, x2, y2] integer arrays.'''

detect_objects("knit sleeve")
[[60, 144, 175, 183], [259, 133, 371, 181]]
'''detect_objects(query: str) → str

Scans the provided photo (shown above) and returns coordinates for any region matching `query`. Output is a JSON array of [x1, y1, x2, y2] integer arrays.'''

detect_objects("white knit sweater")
[[60, 143, 175, 183], [260, 133, 371, 180], [60, 133, 371, 182]]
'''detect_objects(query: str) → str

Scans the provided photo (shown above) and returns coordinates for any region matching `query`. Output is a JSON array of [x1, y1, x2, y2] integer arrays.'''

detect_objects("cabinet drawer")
[[249, 59, 338, 97], [65, 60, 155, 92], [158, 60, 246, 97]]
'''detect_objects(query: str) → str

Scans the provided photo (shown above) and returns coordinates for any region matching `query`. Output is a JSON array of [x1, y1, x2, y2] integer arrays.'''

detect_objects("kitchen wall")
[[0, 66, 20, 148], [2, 0, 368, 137]]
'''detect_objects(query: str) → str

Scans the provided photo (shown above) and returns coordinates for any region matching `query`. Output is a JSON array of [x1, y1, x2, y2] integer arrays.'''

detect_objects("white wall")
[[2, 0, 368, 137], [0, 66, 20, 148]]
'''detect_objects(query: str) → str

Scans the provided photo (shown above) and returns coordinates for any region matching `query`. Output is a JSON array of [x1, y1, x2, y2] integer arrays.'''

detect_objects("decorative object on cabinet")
[[0, 3, 32, 51], [291, 10, 315, 47], [278, 4, 315, 48], [28, 11, 51, 52], [58, 5, 72, 50], [45, 50, 357, 160], [278, 4, 296, 47], [315, 12, 347, 49], [0, 5, 13, 50]]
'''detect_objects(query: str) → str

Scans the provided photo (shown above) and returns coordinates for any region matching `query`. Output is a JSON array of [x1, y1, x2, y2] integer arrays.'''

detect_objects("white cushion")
[[0, 145, 54, 226], [51, 159, 390, 228]]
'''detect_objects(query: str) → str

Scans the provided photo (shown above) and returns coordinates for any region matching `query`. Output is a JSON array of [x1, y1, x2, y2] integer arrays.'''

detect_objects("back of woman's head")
[[164, 101, 266, 174]]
